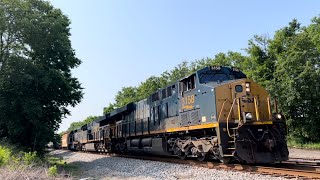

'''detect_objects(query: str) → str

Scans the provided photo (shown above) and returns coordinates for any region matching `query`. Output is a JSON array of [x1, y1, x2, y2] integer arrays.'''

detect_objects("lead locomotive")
[[62, 66, 289, 163]]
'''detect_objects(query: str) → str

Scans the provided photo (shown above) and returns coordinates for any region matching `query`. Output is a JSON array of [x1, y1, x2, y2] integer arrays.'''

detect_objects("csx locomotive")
[[62, 66, 289, 163]]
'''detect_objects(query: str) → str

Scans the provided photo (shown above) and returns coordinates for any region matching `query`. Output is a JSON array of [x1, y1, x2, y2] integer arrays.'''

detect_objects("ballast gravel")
[[51, 150, 288, 180]]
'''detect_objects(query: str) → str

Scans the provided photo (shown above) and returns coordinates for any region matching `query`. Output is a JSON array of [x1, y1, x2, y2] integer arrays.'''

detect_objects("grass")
[[46, 156, 80, 176], [287, 138, 320, 150], [0, 139, 76, 179]]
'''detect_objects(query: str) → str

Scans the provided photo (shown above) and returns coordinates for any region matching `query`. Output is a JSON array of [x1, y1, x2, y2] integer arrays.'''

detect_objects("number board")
[[181, 94, 195, 110]]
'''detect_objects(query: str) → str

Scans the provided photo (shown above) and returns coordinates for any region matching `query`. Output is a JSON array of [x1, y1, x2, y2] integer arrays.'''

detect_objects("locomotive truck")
[[62, 66, 289, 163]]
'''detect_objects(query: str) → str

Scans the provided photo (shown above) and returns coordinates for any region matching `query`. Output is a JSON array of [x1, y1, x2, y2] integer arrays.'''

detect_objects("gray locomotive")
[[62, 66, 289, 163]]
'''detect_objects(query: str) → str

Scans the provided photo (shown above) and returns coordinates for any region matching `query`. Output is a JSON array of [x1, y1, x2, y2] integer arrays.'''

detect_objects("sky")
[[48, 0, 320, 132]]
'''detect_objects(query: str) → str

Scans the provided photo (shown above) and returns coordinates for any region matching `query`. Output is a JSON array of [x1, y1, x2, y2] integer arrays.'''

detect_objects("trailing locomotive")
[[62, 66, 289, 163]]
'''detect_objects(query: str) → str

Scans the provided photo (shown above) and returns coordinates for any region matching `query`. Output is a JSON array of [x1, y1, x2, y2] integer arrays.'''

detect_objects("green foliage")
[[136, 76, 161, 100], [52, 133, 61, 148], [67, 116, 98, 132], [83, 116, 98, 125], [47, 156, 79, 176], [115, 87, 138, 108], [0, 140, 74, 178], [101, 52, 246, 113], [23, 151, 38, 165], [0, 140, 38, 167], [0, 0, 83, 152], [0, 146, 11, 166], [103, 103, 115, 115], [48, 165, 58, 177], [244, 18, 320, 142], [271, 19, 320, 142], [287, 137, 320, 150]]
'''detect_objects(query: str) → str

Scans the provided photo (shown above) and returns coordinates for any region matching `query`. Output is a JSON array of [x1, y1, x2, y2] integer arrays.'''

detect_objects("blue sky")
[[48, 0, 320, 132]]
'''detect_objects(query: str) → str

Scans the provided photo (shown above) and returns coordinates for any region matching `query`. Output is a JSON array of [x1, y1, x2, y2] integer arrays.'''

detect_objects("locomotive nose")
[[215, 79, 274, 123]]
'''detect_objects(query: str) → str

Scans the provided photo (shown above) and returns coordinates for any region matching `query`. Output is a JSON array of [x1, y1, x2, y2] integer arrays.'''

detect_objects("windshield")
[[197, 66, 247, 84], [199, 72, 230, 83]]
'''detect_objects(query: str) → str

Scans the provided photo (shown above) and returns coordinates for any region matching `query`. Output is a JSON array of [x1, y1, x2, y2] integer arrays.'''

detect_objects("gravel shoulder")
[[289, 148, 320, 159], [50, 150, 287, 180]]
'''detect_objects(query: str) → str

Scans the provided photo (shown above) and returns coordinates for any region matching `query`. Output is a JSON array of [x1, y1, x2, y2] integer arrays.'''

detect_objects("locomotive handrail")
[[225, 96, 262, 138], [267, 96, 272, 120], [226, 98, 238, 139], [237, 98, 241, 121], [253, 97, 260, 121], [217, 99, 228, 122]]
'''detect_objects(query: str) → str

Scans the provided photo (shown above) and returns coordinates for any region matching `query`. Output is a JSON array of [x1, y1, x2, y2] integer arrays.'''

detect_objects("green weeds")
[[48, 165, 58, 177], [0, 145, 11, 166], [287, 136, 320, 150], [0, 139, 76, 179]]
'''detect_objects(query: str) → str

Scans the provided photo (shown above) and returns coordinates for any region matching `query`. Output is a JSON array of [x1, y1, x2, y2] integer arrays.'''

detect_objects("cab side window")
[[179, 74, 196, 95]]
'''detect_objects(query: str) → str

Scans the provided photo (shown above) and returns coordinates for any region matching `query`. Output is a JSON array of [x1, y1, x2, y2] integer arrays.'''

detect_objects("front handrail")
[[222, 96, 260, 138], [219, 96, 277, 139], [217, 99, 227, 122], [267, 96, 272, 120], [226, 98, 238, 139], [253, 97, 260, 121]]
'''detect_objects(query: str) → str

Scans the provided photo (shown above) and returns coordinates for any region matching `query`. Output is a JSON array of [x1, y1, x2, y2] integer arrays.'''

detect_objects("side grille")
[[180, 113, 189, 127], [190, 110, 200, 125]]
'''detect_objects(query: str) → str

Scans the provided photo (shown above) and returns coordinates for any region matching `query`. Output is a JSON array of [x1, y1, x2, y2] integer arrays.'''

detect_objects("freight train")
[[62, 66, 289, 163]]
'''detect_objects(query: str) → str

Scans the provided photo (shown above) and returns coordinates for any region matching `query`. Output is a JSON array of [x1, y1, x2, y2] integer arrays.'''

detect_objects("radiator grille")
[[180, 113, 189, 127], [190, 110, 200, 125]]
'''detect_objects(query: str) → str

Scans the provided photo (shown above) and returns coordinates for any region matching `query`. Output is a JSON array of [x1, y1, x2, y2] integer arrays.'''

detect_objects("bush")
[[0, 146, 11, 166], [48, 165, 58, 177], [23, 151, 38, 165]]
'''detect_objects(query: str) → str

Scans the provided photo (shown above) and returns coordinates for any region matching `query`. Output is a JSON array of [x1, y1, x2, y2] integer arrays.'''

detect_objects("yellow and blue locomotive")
[[62, 66, 289, 163]]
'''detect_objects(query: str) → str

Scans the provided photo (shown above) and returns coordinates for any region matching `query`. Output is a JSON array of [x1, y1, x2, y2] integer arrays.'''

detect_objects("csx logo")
[[241, 96, 254, 103]]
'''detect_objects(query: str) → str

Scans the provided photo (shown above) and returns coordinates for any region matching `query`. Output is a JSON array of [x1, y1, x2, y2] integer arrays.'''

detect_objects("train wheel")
[[219, 157, 232, 164], [177, 151, 187, 160], [197, 152, 208, 161]]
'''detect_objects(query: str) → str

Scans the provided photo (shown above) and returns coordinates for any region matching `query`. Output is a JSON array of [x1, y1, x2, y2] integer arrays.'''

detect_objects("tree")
[[169, 61, 191, 81], [244, 35, 275, 88], [83, 116, 98, 125], [114, 86, 138, 108], [0, 0, 83, 152], [245, 18, 320, 142], [66, 116, 97, 132], [67, 121, 84, 132], [136, 76, 161, 100], [103, 103, 115, 115], [52, 133, 61, 148], [269, 18, 320, 142]]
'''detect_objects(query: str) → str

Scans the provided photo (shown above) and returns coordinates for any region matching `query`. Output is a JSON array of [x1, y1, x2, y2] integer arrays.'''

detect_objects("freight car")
[[65, 66, 289, 163]]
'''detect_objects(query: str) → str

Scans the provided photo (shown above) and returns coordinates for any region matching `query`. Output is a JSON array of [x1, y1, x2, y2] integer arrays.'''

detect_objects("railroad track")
[[287, 157, 320, 165], [74, 150, 320, 179]]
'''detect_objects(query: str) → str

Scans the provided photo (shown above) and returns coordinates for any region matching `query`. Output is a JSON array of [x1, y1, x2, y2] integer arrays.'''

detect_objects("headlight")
[[245, 83, 250, 92], [245, 112, 253, 120], [275, 113, 282, 120]]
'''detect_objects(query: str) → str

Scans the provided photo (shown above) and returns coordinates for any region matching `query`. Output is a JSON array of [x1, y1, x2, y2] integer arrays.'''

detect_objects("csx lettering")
[[242, 97, 254, 103]]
